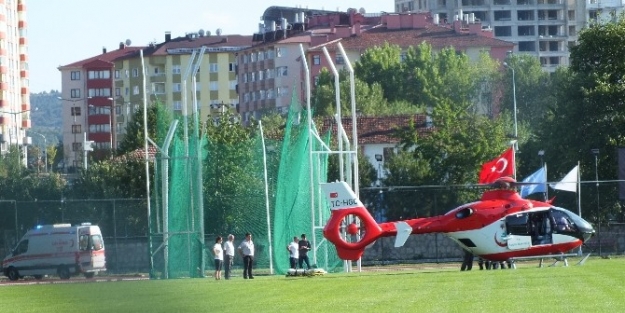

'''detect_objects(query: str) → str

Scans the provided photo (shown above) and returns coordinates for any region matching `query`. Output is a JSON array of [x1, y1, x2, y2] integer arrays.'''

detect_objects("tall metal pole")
[[30, 131, 47, 173], [592, 149, 601, 256]]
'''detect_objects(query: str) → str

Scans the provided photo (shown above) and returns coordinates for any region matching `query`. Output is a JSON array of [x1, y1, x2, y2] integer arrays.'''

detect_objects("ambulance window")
[[90, 235, 104, 251], [14, 240, 28, 256], [79, 235, 89, 250]]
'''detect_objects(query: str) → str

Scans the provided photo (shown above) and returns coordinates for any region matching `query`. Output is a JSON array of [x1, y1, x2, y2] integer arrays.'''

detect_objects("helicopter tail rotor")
[[321, 182, 384, 260]]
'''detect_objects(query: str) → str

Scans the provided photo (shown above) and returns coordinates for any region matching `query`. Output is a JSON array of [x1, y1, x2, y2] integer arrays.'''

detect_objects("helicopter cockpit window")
[[455, 208, 473, 219], [550, 209, 576, 233]]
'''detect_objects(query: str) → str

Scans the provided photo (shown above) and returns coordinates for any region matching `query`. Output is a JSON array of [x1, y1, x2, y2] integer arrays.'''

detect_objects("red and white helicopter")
[[321, 177, 596, 267]]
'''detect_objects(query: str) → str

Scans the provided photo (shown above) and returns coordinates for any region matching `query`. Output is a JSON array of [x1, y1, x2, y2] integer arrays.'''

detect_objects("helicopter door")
[[528, 212, 553, 245]]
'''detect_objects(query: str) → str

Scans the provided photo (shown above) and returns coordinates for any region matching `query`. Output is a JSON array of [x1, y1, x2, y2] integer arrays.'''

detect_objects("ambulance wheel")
[[34, 275, 43, 280], [57, 266, 71, 280], [84, 272, 95, 279], [7, 267, 19, 281]]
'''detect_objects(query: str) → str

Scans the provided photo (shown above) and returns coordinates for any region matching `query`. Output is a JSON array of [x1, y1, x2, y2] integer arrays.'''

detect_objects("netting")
[[149, 95, 342, 278]]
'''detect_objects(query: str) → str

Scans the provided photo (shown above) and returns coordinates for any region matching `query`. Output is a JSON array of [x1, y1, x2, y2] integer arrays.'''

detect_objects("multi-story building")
[[59, 32, 252, 170], [394, 0, 622, 70], [112, 32, 252, 144], [238, 10, 513, 121], [0, 0, 31, 164], [58, 44, 144, 171]]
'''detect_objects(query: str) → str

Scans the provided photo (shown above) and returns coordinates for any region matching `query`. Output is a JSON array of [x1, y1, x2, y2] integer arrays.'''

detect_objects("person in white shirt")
[[223, 234, 235, 280], [287, 236, 299, 269], [237, 232, 255, 279], [213, 236, 224, 280]]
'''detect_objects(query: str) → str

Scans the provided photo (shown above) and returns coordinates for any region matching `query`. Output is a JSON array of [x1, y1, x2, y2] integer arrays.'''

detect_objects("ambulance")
[[2, 223, 106, 281]]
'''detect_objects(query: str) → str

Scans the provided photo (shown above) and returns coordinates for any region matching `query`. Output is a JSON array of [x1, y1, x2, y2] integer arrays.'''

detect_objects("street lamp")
[[503, 62, 518, 151], [29, 131, 48, 173], [591, 148, 601, 256]]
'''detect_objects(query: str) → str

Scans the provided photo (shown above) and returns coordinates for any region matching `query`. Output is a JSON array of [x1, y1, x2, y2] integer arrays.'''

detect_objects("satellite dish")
[[206, 30, 212, 37], [216, 28, 222, 36], [359, 7, 366, 14], [198, 29, 205, 37], [125, 39, 132, 46]]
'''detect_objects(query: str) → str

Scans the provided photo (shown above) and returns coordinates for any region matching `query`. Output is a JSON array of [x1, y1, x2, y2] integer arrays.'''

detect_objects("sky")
[[28, 0, 394, 93]]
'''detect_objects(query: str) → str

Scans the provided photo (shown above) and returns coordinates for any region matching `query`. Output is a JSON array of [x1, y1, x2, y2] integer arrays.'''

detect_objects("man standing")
[[223, 234, 235, 279], [287, 236, 299, 269], [298, 233, 311, 270], [238, 232, 255, 279]]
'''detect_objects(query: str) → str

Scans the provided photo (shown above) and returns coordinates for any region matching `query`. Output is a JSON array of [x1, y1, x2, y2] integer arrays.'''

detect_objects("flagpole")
[[544, 163, 548, 201], [577, 161, 581, 218]]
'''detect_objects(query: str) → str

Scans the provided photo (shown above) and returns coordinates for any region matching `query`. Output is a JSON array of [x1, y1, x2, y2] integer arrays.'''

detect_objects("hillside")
[[29, 90, 61, 146]]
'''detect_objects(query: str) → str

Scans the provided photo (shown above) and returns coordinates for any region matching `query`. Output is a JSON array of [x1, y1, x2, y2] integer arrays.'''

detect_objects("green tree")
[[354, 42, 405, 102], [533, 15, 625, 222], [117, 103, 168, 156]]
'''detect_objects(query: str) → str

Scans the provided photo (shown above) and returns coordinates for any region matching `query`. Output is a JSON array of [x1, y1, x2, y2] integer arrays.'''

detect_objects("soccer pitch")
[[2, 257, 624, 313]]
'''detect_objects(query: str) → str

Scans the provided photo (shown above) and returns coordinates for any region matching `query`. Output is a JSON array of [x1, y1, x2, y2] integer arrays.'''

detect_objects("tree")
[[354, 42, 405, 102], [532, 15, 625, 222], [116, 103, 169, 156]]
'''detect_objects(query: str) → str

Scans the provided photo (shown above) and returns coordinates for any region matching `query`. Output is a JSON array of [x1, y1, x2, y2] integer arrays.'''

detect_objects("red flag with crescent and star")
[[478, 148, 514, 184]]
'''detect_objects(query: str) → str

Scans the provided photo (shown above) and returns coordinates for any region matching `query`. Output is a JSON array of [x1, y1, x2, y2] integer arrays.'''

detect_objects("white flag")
[[550, 165, 579, 193]]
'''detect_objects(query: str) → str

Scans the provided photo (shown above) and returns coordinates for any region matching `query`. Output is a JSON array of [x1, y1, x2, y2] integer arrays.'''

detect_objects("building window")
[[132, 68, 139, 77], [71, 107, 81, 116], [258, 51, 264, 61], [244, 93, 250, 102], [251, 72, 256, 82], [133, 86, 140, 95], [335, 55, 344, 64], [115, 88, 121, 96], [258, 70, 264, 80], [88, 88, 112, 97], [153, 83, 165, 94], [71, 124, 82, 133], [259, 90, 266, 100], [276, 47, 284, 57], [267, 89, 275, 99], [172, 65, 181, 74], [72, 142, 83, 151], [210, 82, 219, 91], [276, 66, 288, 77], [209, 63, 218, 72], [229, 62, 236, 72], [173, 101, 182, 111], [88, 70, 111, 79], [313, 55, 321, 65], [173, 83, 182, 92], [71, 89, 81, 98], [229, 80, 237, 90], [115, 70, 120, 79], [71, 71, 81, 80]]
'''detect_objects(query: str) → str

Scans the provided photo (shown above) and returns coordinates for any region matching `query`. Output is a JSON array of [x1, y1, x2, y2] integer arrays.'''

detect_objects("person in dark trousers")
[[223, 234, 235, 279], [237, 232, 255, 279], [298, 234, 311, 270], [460, 250, 474, 271]]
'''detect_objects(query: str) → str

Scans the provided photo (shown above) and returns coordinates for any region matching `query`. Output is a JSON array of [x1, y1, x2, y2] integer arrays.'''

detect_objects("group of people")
[[212, 232, 256, 280], [286, 234, 312, 270], [460, 251, 512, 271]]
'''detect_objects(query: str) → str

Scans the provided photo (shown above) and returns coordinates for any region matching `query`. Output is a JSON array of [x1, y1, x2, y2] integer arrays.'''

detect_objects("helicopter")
[[321, 177, 596, 267]]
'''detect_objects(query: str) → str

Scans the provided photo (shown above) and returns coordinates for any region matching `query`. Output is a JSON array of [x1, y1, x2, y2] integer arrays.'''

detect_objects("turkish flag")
[[478, 148, 514, 183]]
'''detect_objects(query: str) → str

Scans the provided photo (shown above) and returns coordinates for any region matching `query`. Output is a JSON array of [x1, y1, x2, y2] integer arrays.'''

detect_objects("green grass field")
[[2, 257, 624, 313]]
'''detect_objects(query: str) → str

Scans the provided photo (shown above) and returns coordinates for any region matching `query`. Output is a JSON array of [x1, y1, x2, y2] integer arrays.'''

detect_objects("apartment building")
[[58, 44, 144, 170], [112, 32, 252, 145], [394, 0, 622, 70], [59, 32, 252, 170], [0, 0, 31, 164], [238, 10, 513, 121]]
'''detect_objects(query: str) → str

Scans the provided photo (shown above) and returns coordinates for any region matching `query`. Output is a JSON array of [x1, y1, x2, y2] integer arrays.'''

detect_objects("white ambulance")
[[2, 223, 106, 281]]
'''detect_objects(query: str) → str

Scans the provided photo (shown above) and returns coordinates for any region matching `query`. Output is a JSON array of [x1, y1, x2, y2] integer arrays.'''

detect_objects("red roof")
[[319, 115, 431, 144], [58, 46, 146, 69], [337, 25, 512, 51]]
